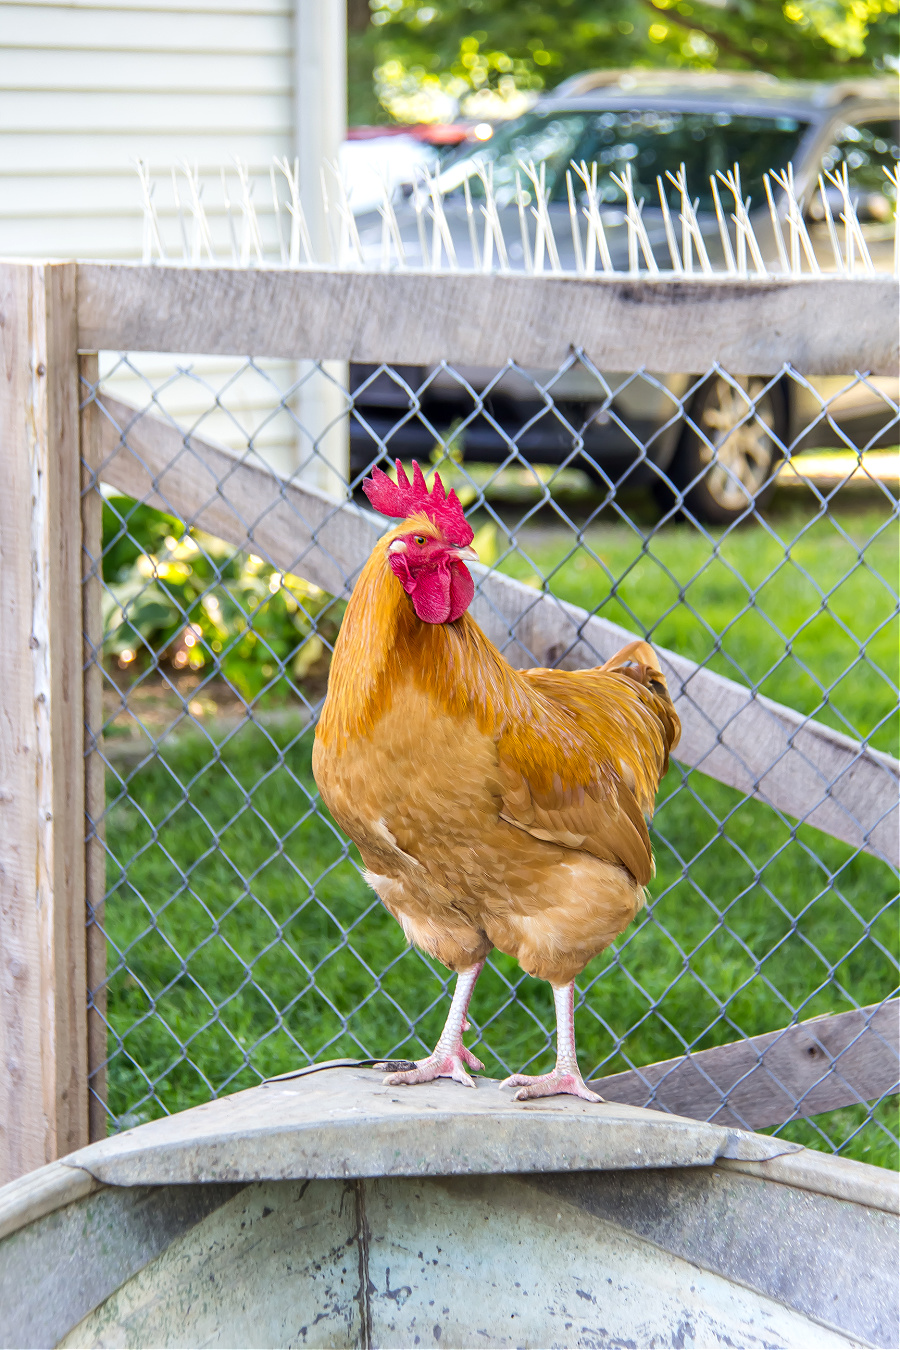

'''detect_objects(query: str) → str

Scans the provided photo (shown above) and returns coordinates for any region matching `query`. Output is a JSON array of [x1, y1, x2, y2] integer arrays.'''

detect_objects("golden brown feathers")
[[314, 516, 680, 981]]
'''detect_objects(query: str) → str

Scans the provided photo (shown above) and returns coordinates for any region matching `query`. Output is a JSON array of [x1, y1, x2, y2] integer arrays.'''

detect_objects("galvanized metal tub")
[[2, 1067, 897, 1349]]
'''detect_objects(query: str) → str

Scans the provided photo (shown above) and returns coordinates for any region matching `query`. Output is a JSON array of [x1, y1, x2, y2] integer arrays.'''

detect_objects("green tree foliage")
[[348, 0, 899, 125]]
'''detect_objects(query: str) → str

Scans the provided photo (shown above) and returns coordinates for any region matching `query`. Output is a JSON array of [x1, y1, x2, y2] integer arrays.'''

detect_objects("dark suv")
[[350, 71, 899, 522]]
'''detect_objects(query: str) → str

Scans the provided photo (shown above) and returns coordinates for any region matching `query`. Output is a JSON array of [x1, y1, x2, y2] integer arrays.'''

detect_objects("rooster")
[[313, 462, 679, 1101]]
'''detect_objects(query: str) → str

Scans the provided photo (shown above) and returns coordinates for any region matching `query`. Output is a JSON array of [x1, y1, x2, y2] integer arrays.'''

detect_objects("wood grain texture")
[[0, 262, 88, 1186], [93, 395, 900, 866], [0, 262, 39, 1187], [75, 264, 900, 376], [92, 392, 381, 595], [592, 1000, 899, 1129], [79, 354, 108, 1143]]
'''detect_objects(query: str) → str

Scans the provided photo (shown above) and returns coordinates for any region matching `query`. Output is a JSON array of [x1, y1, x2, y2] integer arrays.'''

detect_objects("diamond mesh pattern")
[[81, 351, 899, 1163]]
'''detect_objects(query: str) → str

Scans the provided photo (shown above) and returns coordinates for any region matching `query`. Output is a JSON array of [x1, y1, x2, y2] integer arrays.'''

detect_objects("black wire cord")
[[262, 1057, 418, 1086]]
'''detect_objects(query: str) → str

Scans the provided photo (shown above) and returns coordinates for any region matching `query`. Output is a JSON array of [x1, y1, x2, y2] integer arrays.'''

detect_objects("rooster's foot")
[[376, 1044, 484, 1089], [499, 1068, 604, 1103]]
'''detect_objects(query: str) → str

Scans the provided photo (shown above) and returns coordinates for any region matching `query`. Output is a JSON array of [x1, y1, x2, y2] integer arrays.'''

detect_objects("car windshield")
[[821, 119, 899, 198], [438, 108, 809, 212]]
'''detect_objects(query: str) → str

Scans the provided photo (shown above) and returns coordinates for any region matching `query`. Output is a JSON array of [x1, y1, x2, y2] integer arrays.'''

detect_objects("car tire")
[[657, 376, 786, 525]]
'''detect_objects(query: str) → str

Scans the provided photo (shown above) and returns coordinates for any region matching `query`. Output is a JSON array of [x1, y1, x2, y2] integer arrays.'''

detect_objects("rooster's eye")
[[414, 536, 426, 546]]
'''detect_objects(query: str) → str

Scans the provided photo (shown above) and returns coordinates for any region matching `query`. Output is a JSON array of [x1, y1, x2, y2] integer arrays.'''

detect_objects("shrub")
[[101, 493, 344, 702]]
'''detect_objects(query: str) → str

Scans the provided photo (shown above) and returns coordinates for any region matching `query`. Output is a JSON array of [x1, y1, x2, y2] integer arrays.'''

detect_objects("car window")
[[437, 112, 590, 204], [572, 111, 807, 211], [820, 119, 899, 204], [437, 109, 809, 211]]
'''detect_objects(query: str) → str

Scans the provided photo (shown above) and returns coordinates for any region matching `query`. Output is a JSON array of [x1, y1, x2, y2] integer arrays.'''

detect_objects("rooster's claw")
[[500, 1069, 604, 1103], [378, 1046, 483, 1088]]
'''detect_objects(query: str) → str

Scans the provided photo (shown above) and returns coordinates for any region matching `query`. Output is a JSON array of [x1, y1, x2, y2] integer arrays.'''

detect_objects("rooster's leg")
[[377, 961, 485, 1088], [500, 981, 604, 1103]]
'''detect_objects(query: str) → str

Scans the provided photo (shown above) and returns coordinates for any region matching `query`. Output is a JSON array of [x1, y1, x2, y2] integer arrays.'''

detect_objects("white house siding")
[[0, 0, 293, 259], [0, 0, 309, 478], [95, 350, 340, 487]]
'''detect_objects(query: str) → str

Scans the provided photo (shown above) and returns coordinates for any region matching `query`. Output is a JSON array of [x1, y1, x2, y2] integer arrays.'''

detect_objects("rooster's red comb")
[[362, 460, 474, 546]]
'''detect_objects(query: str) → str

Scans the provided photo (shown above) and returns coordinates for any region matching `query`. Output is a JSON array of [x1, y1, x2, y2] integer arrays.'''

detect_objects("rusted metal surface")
[[529, 1168, 897, 1347], [1, 1172, 893, 1349], [0, 1182, 241, 1350], [1, 1079, 896, 1348]]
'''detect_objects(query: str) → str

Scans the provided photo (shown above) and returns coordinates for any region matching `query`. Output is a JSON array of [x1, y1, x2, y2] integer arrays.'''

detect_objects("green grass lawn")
[[102, 503, 899, 1167], [494, 504, 899, 755]]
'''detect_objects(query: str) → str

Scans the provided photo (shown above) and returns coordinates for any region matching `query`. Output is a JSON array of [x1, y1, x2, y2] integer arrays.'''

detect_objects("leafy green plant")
[[101, 493, 344, 702]]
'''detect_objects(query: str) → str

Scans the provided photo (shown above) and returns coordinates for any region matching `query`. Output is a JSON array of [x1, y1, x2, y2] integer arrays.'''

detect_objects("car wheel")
[[660, 376, 786, 524]]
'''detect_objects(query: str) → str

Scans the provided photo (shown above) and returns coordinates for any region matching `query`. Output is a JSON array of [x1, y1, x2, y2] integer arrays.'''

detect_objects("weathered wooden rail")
[[1, 258, 898, 1186], [76, 264, 899, 376]]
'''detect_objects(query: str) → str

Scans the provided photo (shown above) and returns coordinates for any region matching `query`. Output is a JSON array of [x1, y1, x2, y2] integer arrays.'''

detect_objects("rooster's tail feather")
[[600, 640, 680, 757]]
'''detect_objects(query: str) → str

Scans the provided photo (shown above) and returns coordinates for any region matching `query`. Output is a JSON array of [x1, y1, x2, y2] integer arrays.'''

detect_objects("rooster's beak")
[[450, 545, 478, 563]]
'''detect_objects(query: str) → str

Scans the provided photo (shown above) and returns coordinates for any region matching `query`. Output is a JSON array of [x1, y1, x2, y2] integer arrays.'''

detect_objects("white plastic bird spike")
[[133, 156, 884, 278]]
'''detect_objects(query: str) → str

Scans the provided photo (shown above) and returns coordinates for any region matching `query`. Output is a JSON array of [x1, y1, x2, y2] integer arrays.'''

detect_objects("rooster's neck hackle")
[[318, 536, 530, 752]]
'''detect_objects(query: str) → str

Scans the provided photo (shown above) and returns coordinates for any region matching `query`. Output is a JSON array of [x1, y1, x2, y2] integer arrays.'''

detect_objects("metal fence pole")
[[0, 261, 88, 1182]]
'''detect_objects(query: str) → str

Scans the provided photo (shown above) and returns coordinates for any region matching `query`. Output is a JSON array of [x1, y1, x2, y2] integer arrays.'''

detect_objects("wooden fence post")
[[0, 261, 88, 1184], [79, 352, 107, 1143]]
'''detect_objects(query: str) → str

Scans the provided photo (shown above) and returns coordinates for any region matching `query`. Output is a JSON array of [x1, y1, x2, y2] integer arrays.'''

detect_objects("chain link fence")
[[80, 349, 899, 1166]]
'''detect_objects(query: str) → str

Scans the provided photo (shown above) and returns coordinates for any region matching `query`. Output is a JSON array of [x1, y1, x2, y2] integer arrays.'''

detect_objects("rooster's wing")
[[497, 646, 679, 887]]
